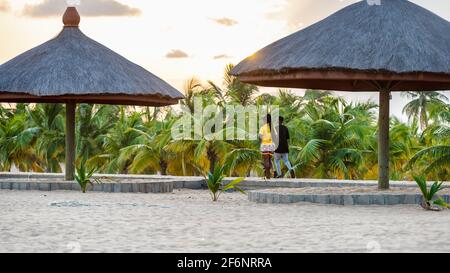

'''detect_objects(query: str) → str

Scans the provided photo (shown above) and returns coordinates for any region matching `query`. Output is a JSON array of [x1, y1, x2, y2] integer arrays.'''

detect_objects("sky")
[[0, 0, 449, 119]]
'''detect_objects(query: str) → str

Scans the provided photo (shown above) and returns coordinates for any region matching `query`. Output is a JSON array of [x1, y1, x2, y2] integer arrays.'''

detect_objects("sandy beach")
[[0, 189, 449, 253]]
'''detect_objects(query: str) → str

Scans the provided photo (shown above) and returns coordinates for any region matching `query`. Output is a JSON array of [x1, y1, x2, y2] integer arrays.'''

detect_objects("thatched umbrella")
[[0, 7, 184, 180], [230, 0, 450, 189]]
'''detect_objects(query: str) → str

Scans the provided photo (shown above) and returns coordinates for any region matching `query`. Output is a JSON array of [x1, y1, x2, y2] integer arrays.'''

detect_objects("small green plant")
[[75, 160, 101, 193], [203, 164, 245, 202], [414, 175, 449, 211]]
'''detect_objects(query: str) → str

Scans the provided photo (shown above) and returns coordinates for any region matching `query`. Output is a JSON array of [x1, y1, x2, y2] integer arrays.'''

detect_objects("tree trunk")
[[181, 153, 186, 176], [160, 160, 168, 176], [208, 152, 217, 174], [378, 90, 390, 190], [65, 103, 76, 181]]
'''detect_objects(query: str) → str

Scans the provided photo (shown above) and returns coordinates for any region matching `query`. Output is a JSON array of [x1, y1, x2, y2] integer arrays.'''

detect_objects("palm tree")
[[88, 107, 144, 174], [0, 110, 43, 172], [77, 104, 119, 160], [402, 91, 449, 130], [0, 104, 12, 120], [255, 93, 277, 106], [26, 104, 65, 173], [1, 63, 449, 182], [388, 118, 421, 180], [120, 115, 177, 175], [164, 138, 198, 176], [223, 64, 259, 106], [224, 140, 261, 177], [181, 77, 204, 113], [277, 89, 302, 118], [406, 111, 449, 180], [206, 81, 226, 106], [166, 109, 231, 174], [291, 97, 376, 179], [407, 145, 449, 180], [303, 89, 333, 104]]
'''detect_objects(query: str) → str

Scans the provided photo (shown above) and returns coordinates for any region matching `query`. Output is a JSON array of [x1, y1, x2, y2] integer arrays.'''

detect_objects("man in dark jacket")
[[274, 116, 295, 178]]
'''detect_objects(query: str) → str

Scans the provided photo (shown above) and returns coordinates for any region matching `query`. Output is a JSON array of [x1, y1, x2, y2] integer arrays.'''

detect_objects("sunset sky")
[[0, 0, 449, 118]]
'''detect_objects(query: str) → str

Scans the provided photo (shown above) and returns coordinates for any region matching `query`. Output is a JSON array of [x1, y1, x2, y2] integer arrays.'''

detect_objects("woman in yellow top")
[[259, 114, 275, 179]]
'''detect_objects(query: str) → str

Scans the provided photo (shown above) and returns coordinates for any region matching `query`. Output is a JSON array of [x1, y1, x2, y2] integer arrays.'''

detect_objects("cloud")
[[165, 49, 189, 59], [23, 0, 141, 17], [213, 54, 232, 60], [211, 17, 238, 26], [0, 0, 10, 12], [266, 0, 357, 30]]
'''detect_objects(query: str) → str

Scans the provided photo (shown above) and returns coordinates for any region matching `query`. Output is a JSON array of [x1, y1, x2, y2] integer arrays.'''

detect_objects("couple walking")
[[259, 114, 295, 179]]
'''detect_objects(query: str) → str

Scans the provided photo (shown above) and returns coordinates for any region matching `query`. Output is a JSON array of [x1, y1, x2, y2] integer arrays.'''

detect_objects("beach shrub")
[[75, 160, 101, 193], [203, 164, 245, 202], [414, 175, 449, 211]]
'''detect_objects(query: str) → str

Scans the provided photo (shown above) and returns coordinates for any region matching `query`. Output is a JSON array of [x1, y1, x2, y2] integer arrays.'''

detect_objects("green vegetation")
[[413, 175, 449, 211], [75, 160, 101, 193], [0, 65, 448, 181], [202, 164, 245, 202]]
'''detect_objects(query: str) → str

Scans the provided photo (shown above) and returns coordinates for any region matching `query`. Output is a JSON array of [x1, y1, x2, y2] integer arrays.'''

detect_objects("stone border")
[[225, 179, 450, 190], [1, 172, 448, 195], [248, 191, 450, 206], [0, 180, 173, 193], [2, 173, 448, 190], [0, 173, 205, 190], [0, 172, 181, 181]]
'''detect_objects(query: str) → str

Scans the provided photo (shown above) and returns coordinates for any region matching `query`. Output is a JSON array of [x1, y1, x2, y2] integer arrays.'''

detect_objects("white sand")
[[0, 189, 449, 253]]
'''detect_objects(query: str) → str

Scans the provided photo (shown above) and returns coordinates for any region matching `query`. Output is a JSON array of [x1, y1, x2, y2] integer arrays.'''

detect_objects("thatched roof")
[[0, 7, 183, 106], [231, 0, 450, 91]]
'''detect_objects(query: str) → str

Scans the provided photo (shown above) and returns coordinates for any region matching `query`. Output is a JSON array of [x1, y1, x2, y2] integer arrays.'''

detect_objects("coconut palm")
[[202, 163, 245, 202], [164, 138, 199, 176], [277, 89, 302, 120], [0, 64, 448, 182], [206, 81, 226, 106], [77, 104, 119, 160], [407, 145, 450, 179], [303, 90, 333, 105], [388, 118, 421, 180], [224, 141, 261, 177], [402, 91, 449, 130], [291, 97, 376, 179], [0, 104, 12, 120], [119, 115, 177, 175], [181, 77, 204, 113], [405, 104, 449, 180], [223, 64, 259, 106], [26, 104, 65, 173], [166, 108, 231, 174], [255, 93, 277, 106], [406, 124, 449, 180], [88, 107, 144, 174], [0, 112, 43, 172], [414, 175, 449, 211]]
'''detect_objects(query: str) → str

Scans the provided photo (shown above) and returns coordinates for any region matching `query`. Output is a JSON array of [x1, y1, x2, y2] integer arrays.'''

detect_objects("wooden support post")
[[65, 103, 76, 181], [378, 90, 390, 190]]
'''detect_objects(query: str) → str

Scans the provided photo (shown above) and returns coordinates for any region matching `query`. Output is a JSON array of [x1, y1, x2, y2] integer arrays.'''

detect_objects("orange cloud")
[[0, 0, 10, 12], [212, 17, 238, 26], [266, 0, 356, 30], [213, 54, 232, 60], [165, 49, 189, 59]]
